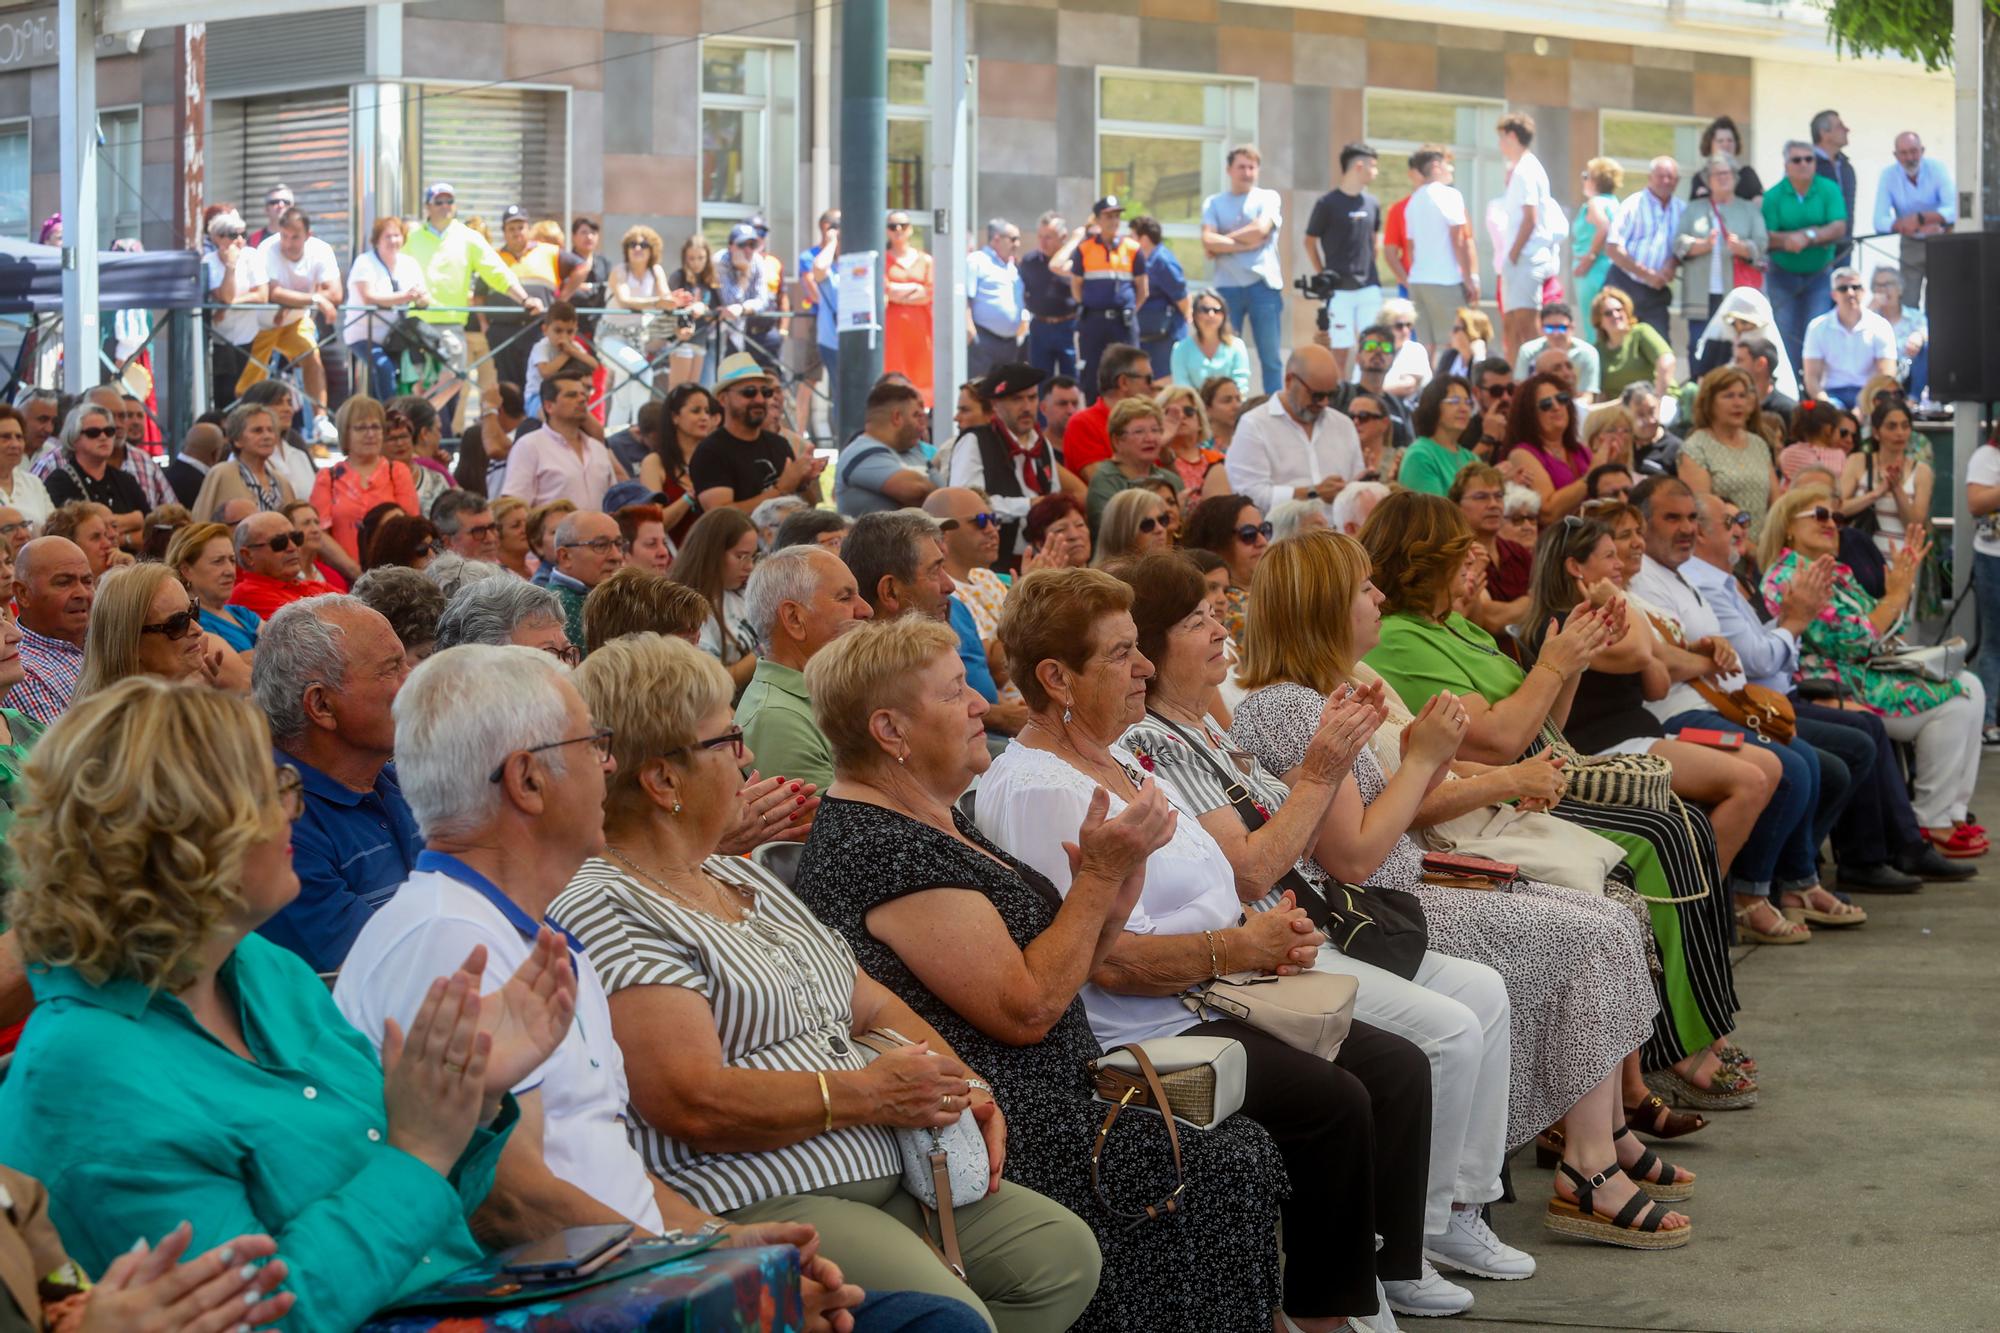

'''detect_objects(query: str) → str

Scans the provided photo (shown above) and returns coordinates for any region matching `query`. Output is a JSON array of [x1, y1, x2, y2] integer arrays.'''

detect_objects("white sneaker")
[[1381, 1260, 1473, 1317], [1425, 1205, 1538, 1281]]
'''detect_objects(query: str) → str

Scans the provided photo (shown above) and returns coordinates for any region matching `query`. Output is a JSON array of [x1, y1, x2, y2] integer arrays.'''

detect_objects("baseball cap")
[[715, 351, 778, 390], [501, 204, 528, 223], [424, 182, 455, 203], [1091, 195, 1123, 215], [747, 213, 771, 236], [727, 223, 761, 248]]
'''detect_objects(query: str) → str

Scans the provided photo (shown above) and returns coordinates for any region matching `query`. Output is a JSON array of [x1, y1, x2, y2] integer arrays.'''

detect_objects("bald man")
[[167, 422, 228, 509], [7, 537, 95, 725], [1222, 343, 1365, 518]]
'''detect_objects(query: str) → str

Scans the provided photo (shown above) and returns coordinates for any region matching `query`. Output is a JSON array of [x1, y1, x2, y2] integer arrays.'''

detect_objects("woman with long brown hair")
[[668, 506, 760, 688]]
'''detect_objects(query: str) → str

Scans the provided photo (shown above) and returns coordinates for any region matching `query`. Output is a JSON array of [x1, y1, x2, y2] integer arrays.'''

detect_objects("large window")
[[1599, 112, 1708, 199], [1095, 71, 1257, 277], [96, 107, 144, 249], [699, 40, 797, 251], [0, 121, 27, 240], [1363, 91, 1505, 294]]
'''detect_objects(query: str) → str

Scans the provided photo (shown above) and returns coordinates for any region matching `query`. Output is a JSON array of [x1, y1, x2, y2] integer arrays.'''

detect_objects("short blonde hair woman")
[[1087, 397, 1180, 530], [41, 500, 122, 577], [1581, 403, 1635, 469], [1091, 485, 1174, 566], [74, 563, 213, 699]]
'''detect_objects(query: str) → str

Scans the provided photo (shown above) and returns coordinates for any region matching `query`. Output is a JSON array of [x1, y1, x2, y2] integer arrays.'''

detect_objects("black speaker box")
[[1925, 231, 2000, 403]]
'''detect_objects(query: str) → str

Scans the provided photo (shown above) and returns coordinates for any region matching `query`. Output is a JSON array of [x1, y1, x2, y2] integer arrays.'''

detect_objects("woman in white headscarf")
[[1691, 287, 1797, 399]]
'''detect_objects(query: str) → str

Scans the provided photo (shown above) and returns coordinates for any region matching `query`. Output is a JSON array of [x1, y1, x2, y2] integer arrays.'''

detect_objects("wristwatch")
[[1804, 227, 1818, 244]]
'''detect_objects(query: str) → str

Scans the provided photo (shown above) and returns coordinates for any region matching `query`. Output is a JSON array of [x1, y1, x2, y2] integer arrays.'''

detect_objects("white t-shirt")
[[333, 864, 667, 1233], [1502, 151, 1556, 258], [259, 233, 340, 301], [343, 250, 428, 346], [1404, 182, 1469, 285], [1801, 309, 1897, 391], [1969, 444, 2000, 558], [202, 246, 268, 346]]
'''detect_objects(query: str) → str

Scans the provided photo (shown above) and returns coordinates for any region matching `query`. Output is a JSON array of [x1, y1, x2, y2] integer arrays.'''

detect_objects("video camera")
[[1293, 270, 1340, 332]]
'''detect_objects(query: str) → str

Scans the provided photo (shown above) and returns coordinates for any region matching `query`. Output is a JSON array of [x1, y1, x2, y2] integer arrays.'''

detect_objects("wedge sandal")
[[1644, 1062, 1759, 1112], [1545, 1161, 1691, 1251], [1735, 901, 1809, 945], [1612, 1126, 1694, 1201], [1780, 892, 1867, 928]]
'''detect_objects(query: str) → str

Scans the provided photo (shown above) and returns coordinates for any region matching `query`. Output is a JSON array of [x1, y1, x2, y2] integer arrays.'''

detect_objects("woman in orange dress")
[[882, 211, 934, 405]]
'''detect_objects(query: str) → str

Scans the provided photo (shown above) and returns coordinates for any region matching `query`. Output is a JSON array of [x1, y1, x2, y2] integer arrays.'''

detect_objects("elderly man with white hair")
[[229, 509, 332, 619], [1266, 497, 1328, 541], [253, 594, 422, 971], [734, 544, 872, 790], [1802, 266, 1897, 408], [1330, 480, 1392, 534], [548, 509, 626, 651], [1604, 155, 1685, 340], [435, 575, 578, 664]]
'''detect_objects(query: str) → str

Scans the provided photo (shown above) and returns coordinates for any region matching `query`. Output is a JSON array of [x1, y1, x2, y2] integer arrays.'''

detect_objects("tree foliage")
[[1819, 0, 1997, 70]]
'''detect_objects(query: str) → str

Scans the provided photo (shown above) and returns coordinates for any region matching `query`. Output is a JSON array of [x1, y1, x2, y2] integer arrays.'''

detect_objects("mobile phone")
[[500, 1225, 635, 1281], [1676, 727, 1744, 750]]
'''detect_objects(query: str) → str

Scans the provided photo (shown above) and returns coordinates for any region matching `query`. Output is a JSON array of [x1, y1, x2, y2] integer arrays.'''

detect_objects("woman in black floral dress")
[[792, 618, 1292, 1333]]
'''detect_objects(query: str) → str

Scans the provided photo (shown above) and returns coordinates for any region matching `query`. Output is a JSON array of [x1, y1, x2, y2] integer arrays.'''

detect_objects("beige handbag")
[[1420, 803, 1625, 896], [1181, 970, 1358, 1062], [1091, 1036, 1247, 1128]]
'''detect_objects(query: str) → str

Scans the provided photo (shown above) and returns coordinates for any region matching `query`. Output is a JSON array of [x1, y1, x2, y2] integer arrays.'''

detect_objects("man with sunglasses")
[[1470, 358, 1516, 457], [1509, 301, 1601, 403], [1762, 139, 1849, 372], [1068, 196, 1148, 404], [1224, 343, 1363, 519], [1333, 324, 1416, 448], [925, 487, 1030, 735], [690, 353, 824, 515], [1801, 266, 1896, 408], [228, 511, 335, 620], [404, 183, 544, 427]]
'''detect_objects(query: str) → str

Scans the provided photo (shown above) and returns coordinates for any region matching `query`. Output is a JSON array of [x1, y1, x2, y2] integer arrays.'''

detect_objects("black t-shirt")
[[690, 427, 797, 502], [1304, 189, 1382, 288], [45, 457, 148, 514]]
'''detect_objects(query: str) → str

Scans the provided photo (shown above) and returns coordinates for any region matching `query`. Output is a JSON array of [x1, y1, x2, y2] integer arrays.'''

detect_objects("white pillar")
[[58, 0, 101, 394], [1951, 0, 1983, 612], [929, 0, 967, 429]]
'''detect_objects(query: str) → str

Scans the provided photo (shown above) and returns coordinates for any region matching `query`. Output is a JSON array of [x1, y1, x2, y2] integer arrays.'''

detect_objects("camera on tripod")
[[1293, 270, 1341, 331]]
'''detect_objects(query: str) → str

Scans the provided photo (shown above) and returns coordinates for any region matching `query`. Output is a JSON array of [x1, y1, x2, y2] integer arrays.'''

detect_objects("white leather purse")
[[852, 1028, 989, 1279]]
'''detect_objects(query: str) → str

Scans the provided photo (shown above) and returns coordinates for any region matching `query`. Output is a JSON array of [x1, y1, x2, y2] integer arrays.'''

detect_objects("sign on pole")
[[837, 249, 880, 345]]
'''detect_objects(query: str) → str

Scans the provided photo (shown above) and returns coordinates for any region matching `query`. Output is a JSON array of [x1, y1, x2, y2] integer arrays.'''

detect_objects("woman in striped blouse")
[[550, 632, 1100, 1332]]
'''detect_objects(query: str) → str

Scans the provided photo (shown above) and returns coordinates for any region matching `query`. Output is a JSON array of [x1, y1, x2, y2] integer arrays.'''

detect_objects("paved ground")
[[1445, 754, 2000, 1333]]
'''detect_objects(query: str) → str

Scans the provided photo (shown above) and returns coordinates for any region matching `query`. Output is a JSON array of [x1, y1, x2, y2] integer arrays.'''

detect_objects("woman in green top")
[[1396, 374, 1482, 497], [1084, 397, 1183, 531], [0, 679, 576, 1333], [1356, 491, 1751, 1113], [1590, 287, 1677, 401]]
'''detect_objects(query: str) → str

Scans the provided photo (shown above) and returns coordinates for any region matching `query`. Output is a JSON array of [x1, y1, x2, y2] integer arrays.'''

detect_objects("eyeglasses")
[[1236, 521, 1275, 543], [254, 532, 302, 552], [1536, 394, 1573, 412], [488, 727, 615, 783], [1357, 339, 1394, 356], [561, 536, 625, 555], [0, 521, 28, 540], [1348, 410, 1387, 424], [938, 512, 1000, 532], [664, 726, 747, 763], [543, 642, 582, 667], [76, 425, 116, 440], [349, 421, 384, 434], [276, 763, 305, 821], [1440, 394, 1475, 408], [466, 522, 499, 539], [140, 608, 201, 641], [1834, 284, 1863, 294]]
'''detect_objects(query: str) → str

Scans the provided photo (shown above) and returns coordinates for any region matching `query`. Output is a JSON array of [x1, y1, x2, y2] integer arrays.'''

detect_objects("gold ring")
[[940, 1094, 953, 1110], [444, 1061, 465, 1076]]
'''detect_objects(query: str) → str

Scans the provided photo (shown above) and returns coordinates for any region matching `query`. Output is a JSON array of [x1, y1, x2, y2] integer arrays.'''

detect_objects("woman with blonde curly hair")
[[1156, 383, 1226, 505], [0, 678, 575, 1331]]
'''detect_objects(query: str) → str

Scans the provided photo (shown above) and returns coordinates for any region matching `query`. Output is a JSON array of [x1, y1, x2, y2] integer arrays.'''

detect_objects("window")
[[0, 121, 27, 240], [1095, 70, 1257, 276], [1599, 112, 1708, 200], [699, 40, 797, 251], [888, 55, 931, 248], [1363, 91, 1505, 293], [96, 107, 143, 249]]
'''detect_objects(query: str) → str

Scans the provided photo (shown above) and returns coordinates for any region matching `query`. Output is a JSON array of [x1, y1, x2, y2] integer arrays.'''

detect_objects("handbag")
[[1145, 712, 1429, 979], [1689, 677, 1797, 745], [1868, 636, 1966, 682], [1182, 969, 1358, 1062], [1083, 1042, 1189, 1229], [1713, 201, 1762, 291], [852, 1029, 989, 1279], [1091, 1036, 1246, 1128], [1419, 802, 1625, 896], [1535, 724, 1713, 904]]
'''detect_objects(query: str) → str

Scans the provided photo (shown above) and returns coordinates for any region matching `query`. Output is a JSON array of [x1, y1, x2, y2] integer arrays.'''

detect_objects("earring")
[[671, 801, 683, 815], [1062, 704, 1073, 725], [897, 751, 908, 765]]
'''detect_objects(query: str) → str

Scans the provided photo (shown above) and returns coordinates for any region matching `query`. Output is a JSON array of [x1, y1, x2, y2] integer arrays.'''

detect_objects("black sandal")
[[1545, 1160, 1692, 1250], [1612, 1125, 1694, 1201], [1624, 1092, 1707, 1140]]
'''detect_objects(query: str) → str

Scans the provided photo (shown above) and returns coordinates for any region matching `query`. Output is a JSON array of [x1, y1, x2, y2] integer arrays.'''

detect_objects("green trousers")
[[727, 1173, 1101, 1333]]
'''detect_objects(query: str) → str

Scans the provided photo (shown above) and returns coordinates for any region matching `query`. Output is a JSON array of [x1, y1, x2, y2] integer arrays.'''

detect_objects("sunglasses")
[[733, 385, 780, 399], [887, 221, 911, 231], [1195, 304, 1226, 316], [1289, 375, 1336, 406], [1834, 284, 1863, 294], [1537, 394, 1573, 412], [488, 727, 616, 783], [938, 512, 1000, 533], [665, 726, 747, 763], [1236, 521, 1275, 543], [1728, 512, 1752, 528], [1803, 506, 1835, 524], [1357, 339, 1394, 356], [76, 425, 117, 440], [1787, 154, 1816, 164], [1348, 410, 1387, 424], [1541, 323, 1570, 334], [255, 532, 302, 552], [1389, 321, 1414, 330], [1136, 516, 1167, 534], [141, 608, 201, 641]]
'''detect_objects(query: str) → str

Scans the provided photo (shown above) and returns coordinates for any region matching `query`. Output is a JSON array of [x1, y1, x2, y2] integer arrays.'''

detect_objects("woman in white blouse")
[[550, 632, 1099, 1331], [0, 405, 52, 530], [343, 216, 431, 403]]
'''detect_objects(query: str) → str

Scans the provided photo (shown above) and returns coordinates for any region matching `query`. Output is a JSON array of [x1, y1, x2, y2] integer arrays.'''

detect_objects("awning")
[[0, 236, 204, 314]]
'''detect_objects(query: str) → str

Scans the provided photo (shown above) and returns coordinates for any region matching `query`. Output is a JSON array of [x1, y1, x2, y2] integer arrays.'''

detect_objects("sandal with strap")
[[1716, 1043, 1757, 1075], [1612, 1126, 1694, 1201], [1780, 890, 1867, 928], [1624, 1092, 1708, 1140], [1928, 826, 1989, 859], [1544, 1160, 1692, 1251], [1645, 1050, 1759, 1112], [1735, 900, 1810, 945]]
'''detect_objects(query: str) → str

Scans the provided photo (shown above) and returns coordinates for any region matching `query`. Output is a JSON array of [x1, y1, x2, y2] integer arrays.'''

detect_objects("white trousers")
[[1877, 672, 1987, 827], [1311, 945, 1511, 1237]]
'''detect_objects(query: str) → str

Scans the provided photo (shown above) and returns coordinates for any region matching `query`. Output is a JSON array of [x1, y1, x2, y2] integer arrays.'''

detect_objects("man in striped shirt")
[[5, 538, 93, 727], [1605, 156, 1686, 340]]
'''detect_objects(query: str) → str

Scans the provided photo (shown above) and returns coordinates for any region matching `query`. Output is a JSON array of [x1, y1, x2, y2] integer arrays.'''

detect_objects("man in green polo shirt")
[[735, 544, 872, 790], [1761, 140, 1848, 373]]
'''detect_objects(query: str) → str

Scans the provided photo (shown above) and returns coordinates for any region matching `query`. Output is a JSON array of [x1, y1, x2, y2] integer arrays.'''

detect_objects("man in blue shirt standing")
[[1810, 109, 1858, 268], [1131, 215, 1190, 384], [965, 218, 1028, 379], [1202, 145, 1287, 395], [252, 595, 424, 972], [1019, 211, 1084, 380], [1874, 131, 1956, 309]]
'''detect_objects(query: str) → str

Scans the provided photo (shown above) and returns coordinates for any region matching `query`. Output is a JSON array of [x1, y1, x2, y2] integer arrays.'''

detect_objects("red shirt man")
[[228, 511, 334, 619]]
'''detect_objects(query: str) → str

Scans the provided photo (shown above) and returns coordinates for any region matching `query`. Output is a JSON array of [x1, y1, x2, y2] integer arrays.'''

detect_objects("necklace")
[[1439, 615, 1503, 656], [1023, 715, 1146, 791], [605, 845, 749, 920]]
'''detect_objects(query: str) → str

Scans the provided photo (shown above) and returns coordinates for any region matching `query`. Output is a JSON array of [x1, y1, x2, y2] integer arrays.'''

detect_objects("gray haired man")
[[734, 545, 872, 789], [966, 217, 1028, 378], [432, 489, 501, 562]]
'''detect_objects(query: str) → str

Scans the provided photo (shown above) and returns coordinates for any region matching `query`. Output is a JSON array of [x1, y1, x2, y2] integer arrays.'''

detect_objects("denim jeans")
[[1026, 318, 1077, 381], [352, 341, 398, 402], [1763, 265, 1831, 374], [1974, 551, 2000, 727], [1218, 282, 1285, 396], [1666, 708, 1824, 896]]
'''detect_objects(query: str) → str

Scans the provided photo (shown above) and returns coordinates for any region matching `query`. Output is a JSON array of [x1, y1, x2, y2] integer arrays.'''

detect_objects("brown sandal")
[[1624, 1092, 1707, 1140]]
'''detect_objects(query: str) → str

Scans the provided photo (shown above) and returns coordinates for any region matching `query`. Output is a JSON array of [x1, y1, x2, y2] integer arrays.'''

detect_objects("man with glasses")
[[1068, 196, 1148, 404], [246, 183, 293, 248], [0, 508, 30, 557], [737, 545, 872, 790], [949, 364, 1079, 568], [548, 510, 627, 650], [1509, 302, 1601, 403], [251, 595, 422, 971], [1603, 156, 1685, 340], [1224, 343, 1364, 519], [925, 487, 1029, 734], [501, 376, 618, 510], [835, 379, 934, 517], [691, 352, 825, 514], [1333, 325, 1415, 447], [1762, 140, 1848, 371], [229, 511, 333, 619], [1200, 146, 1285, 394], [1802, 266, 1897, 407], [1057, 343, 1152, 481], [1305, 143, 1386, 378], [433, 490, 502, 563], [966, 218, 1028, 379]]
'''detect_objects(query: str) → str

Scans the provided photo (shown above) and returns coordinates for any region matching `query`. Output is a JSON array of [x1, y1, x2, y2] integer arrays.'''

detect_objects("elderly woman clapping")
[[792, 615, 1295, 1333], [549, 632, 1100, 1330]]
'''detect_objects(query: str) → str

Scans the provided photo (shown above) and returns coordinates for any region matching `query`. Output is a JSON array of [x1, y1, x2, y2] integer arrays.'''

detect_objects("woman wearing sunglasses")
[[1170, 295, 1250, 394], [1761, 487, 1988, 859], [1092, 486, 1175, 566], [1497, 372, 1595, 523], [1678, 367, 1781, 543], [73, 563, 227, 700], [1156, 384, 1227, 505], [1346, 392, 1403, 486], [1183, 493, 1272, 651], [882, 212, 936, 407], [1589, 288, 1676, 402]]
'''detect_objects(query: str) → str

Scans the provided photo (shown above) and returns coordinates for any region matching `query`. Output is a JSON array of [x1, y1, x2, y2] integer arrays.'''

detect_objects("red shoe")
[[1955, 819, 1987, 838], [1928, 826, 1989, 858]]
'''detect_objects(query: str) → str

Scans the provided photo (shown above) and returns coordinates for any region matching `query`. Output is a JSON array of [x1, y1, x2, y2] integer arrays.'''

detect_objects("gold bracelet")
[[1203, 929, 1221, 980], [1532, 661, 1565, 684], [817, 1071, 833, 1134], [1218, 930, 1228, 976]]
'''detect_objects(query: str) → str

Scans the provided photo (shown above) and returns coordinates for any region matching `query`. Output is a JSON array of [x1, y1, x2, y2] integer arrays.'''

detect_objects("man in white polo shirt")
[[1801, 267, 1897, 408], [1222, 343, 1364, 521]]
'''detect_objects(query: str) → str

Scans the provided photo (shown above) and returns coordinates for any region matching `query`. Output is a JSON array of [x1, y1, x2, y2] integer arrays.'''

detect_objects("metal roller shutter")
[[416, 86, 567, 229], [206, 11, 367, 97], [236, 93, 355, 265]]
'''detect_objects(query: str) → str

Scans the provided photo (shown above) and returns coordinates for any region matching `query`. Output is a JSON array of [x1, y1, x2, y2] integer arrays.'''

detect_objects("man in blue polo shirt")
[[252, 595, 423, 972], [965, 218, 1028, 378]]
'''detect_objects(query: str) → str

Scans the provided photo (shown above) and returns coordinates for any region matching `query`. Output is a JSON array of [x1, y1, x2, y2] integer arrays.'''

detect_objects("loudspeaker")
[[1924, 231, 2000, 402]]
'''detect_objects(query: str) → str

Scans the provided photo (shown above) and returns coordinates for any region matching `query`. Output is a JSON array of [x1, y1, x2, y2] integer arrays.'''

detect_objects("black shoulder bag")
[[1146, 713, 1429, 980]]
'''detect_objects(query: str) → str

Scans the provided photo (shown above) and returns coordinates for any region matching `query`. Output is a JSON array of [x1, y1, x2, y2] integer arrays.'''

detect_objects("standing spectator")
[[1802, 268, 1898, 407], [6, 537, 91, 725], [248, 207, 343, 407], [500, 377, 616, 510], [717, 223, 782, 374], [1869, 267, 1929, 396], [599, 224, 675, 424], [1304, 143, 1386, 378], [1674, 154, 1767, 357], [1070, 196, 1147, 404], [1019, 211, 1084, 380], [343, 216, 431, 403], [1810, 109, 1858, 268], [203, 208, 267, 404], [1224, 344, 1364, 518], [882, 211, 935, 405], [1967, 427, 2000, 745], [1762, 141, 1848, 372], [1573, 158, 1622, 343], [1510, 301, 1602, 400], [669, 234, 722, 389], [965, 218, 1027, 379], [790, 208, 840, 430], [1403, 145, 1481, 352], [1874, 132, 1956, 308], [1495, 114, 1560, 358], [489, 205, 564, 393], [1604, 156, 1685, 341], [1201, 146, 1286, 394], [245, 182, 292, 247], [1689, 118, 1765, 202], [403, 184, 545, 425], [1382, 154, 1425, 293], [523, 300, 600, 418], [689, 353, 824, 512], [1130, 215, 1189, 384], [834, 380, 934, 517], [1172, 292, 1251, 393]]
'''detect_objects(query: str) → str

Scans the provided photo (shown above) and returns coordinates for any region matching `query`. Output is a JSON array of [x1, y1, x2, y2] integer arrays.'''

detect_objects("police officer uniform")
[[1069, 196, 1144, 404]]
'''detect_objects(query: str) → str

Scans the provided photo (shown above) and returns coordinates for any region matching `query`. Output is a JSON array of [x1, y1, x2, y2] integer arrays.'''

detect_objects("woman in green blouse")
[[1590, 287, 1677, 401], [1397, 374, 1484, 497], [1355, 491, 1755, 1116], [0, 679, 577, 1333]]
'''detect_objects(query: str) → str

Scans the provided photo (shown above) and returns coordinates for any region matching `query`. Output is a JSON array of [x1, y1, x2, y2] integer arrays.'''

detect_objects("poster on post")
[[836, 250, 880, 343]]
